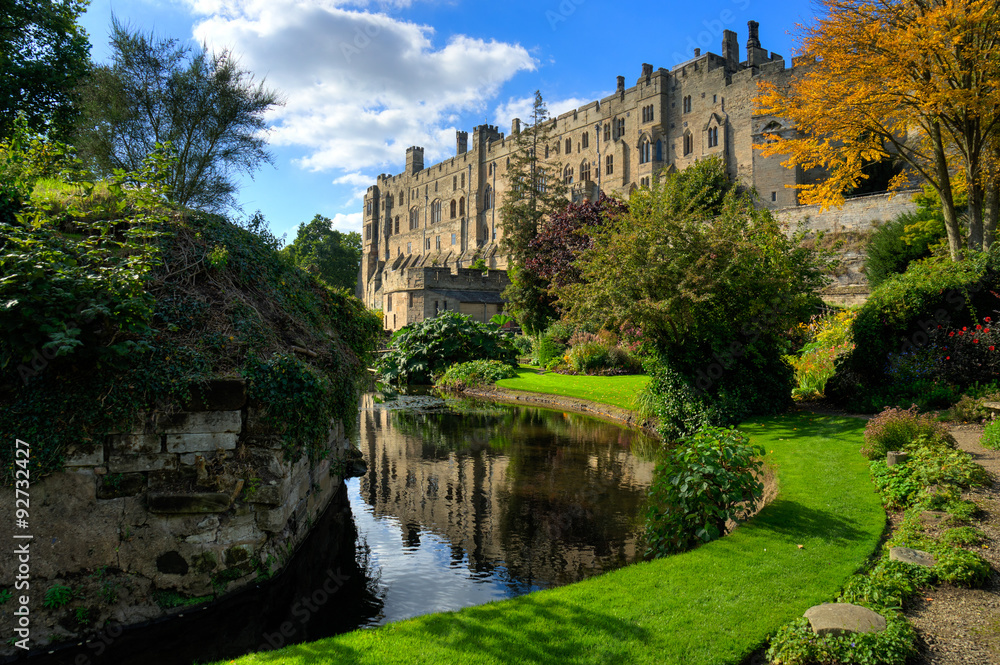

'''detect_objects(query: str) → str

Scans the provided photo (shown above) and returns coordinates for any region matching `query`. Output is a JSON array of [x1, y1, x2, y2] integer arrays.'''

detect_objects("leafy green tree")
[[498, 91, 568, 333], [0, 0, 91, 142], [281, 214, 362, 291], [74, 17, 282, 212]]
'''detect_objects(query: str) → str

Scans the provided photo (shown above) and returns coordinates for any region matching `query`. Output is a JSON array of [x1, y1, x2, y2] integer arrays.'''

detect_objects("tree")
[[498, 91, 569, 333], [755, 0, 1000, 259], [74, 18, 282, 212], [281, 214, 362, 291], [0, 0, 91, 142]]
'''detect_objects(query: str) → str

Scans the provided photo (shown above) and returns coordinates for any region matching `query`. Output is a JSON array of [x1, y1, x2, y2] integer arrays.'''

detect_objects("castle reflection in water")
[[356, 394, 656, 589]]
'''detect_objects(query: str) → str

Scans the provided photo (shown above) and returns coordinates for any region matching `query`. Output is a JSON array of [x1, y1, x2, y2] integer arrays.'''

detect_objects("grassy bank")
[[493, 367, 650, 411], [214, 410, 883, 665]]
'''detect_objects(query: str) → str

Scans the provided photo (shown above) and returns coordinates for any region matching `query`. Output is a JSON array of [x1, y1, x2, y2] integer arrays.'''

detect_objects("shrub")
[[533, 334, 566, 368], [860, 406, 953, 460], [511, 335, 533, 357], [981, 418, 1000, 450], [786, 309, 857, 399], [870, 461, 921, 510], [378, 311, 517, 384], [863, 210, 943, 289], [435, 360, 518, 390], [838, 559, 932, 611], [567, 340, 610, 373], [940, 526, 984, 547], [43, 584, 74, 609], [645, 426, 764, 557], [766, 611, 917, 665], [637, 362, 711, 440], [934, 547, 991, 587]]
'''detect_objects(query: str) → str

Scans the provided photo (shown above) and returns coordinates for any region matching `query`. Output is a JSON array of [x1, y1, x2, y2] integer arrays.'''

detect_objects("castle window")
[[407, 241, 412, 253], [545, 144, 550, 158], [426, 238, 431, 250], [434, 181, 438, 192], [394, 216, 400, 234], [639, 138, 651, 164], [436, 235, 441, 250], [582, 133, 589, 149], [450, 200, 457, 218], [683, 95, 692, 113], [366, 200, 372, 214], [606, 155, 614, 175], [565, 138, 572, 154], [538, 168, 548, 194], [708, 126, 719, 148], [616, 117, 625, 139], [713, 94, 718, 103], [409, 293, 414, 307], [563, 165, 573, 185], [459, 197, 465, 215], [580, 159, 590, 182], [484, 186, 493, 209], [683, 132, 693, 156], [506, 157, 510, 168], [461, 173, 465, 188], [387, 293, 392, 312], [365, 224, 371, 240], [771, 191, 777, 202], [451, 233, 456, 245], [409, 207, 419, 230], [453, 176, 457, 189], [431, 200, 441, 224], [604, 123, 610, 141], [655, 139, 663, 161]]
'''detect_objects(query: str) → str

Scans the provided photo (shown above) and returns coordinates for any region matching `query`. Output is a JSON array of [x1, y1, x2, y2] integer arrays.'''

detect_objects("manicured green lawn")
[[493, 367, 650, 411], [214, 411, 884, 665]]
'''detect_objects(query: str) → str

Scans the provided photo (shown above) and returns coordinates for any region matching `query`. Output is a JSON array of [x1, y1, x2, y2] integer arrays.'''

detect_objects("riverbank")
[[212, 391, 885, 665]]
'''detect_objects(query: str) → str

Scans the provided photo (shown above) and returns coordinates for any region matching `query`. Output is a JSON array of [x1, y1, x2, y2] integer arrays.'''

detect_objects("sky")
[[78, 0, 817, 245]]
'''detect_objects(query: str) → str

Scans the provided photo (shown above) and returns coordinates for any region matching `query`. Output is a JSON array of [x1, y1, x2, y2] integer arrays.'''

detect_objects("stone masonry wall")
[[0, 378, 357, 653]]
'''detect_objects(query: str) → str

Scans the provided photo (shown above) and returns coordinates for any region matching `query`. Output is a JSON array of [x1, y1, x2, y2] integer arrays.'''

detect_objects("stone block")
[[160, 411, 242, 435], [246, 481, 283, 507], [256, 502, 294, 533], [97, 472, 147, 499], [886, 451, 909, 467], [148, 492, 231, 514], [889, 546, 936, 567], [244, 435, 284, 451], [166, 432, 238, 454], [920, 510, 951, 527], [63, 444, 104, 467], [804, 603, 887, 637], [108, 453, 177, 474], [110, 433, 162, 455], [183, 379, 247, 411], [218, 514, 260, 543], [180, 452, 217, 466]]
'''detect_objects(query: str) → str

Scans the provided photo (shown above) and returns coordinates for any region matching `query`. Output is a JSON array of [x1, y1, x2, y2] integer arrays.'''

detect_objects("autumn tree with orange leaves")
[[756, 0, 1000, 260]]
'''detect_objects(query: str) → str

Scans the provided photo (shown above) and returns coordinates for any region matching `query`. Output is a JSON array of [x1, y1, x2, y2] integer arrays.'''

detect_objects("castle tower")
[[722, 29, 739, 74], [405, 146, 424, 175], [456, 131, 468, 155]]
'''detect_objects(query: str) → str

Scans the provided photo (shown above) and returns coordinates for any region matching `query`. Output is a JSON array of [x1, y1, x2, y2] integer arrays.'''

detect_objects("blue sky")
[[79, 0, 816, 244]]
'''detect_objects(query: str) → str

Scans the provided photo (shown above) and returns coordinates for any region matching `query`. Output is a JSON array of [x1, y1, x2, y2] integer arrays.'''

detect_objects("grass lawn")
[[214, 411, 884, 665], [493, 366, 650, 411]]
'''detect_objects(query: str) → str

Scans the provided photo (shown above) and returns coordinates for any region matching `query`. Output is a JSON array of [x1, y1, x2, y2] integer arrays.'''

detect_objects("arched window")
[[580, 159, 590, 182], [683, 95, 692, 113], [450, 200, 457, 218], [431, 200, 441, 224], [683, 131, 693, 156], [459, 197, 465, 216], [394, 216, 399, 234], [484, 186, 493, 210], [639, 138, 651, 164], [708, 126, 719, 148], [563, 165, 574, 184], [655, 139, 663, 162], [603, 123, 610, 141], [409, 207, 419, 230]]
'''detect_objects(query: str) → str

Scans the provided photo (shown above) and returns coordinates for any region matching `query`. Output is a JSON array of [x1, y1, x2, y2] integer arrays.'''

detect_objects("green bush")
[[567, 341, 609, 372], [860, 406, 953, 460], [766, 612, 917, 665], [511, 335, 533, 357], [829, 251, 1000, 406], [981, 418, 1000, 450], [435, 360, 518, 390], [934, 546, 991, 587], [870, 461, 921, 510], [863, 210, 943, 289], [533, 333, 566, 368], [940, 526, 984, 547], [378, 311, 517, 384], [838, 559, 932, 611], [645, 426, 764, 557]]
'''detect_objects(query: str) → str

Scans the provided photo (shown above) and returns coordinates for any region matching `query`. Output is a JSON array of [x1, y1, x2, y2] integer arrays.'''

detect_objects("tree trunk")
[[932, 123, 964, 260], [967, 168, 985, 252], [986, 181, 998, 252]]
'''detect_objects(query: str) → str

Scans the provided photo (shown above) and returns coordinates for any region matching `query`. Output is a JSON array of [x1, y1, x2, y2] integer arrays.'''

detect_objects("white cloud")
[[329, 211, 363, 232], [189, 2, 536, 176]]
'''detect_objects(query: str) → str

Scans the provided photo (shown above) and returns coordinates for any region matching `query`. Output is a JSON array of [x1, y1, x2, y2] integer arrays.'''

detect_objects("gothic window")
[[683, 131, 693, 156], [639, 138, 651, 164], [365, 224, 371, 240], [394, 216, 399, 234], [435, 235, 441, 250], [387, 293, 392, 312], [451, 233, 456, 245], [606, 155, 614, 175], [565, 138, 572, 154], [580, 159, 590, 182], [604, 123, 610, 141], [459, 197, 465, 215], [582, 133, 589, 149], [431, 200, 441, 224], [407, 241, 412, 253], [366, 200, 372, 214], [616, 117, 625, 138], [655, 139, 663, 161], [409, 207, 419, 230], [461, 173, 465, 187], [683, 95, 692, 113], [563, 165, 573, 184], [450, 200, 457, 218], [484, 186, 493, 209], [708, 126, 719, 148], [425, 238, 431, 250], [545, 144, 550, 158], [538, 169, 548, 194]]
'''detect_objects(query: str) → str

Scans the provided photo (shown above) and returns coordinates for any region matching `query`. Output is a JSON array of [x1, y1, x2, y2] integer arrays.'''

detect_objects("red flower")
[[977, 324, 983, 330], [963, 326, 968, 331], [949, 332, 955, 337], [974, 339, 980, 343], [986, 328, 991, 334], [987, 317, 992, 322], [991, 346, 996, 351], [946, 356, 951, 360]]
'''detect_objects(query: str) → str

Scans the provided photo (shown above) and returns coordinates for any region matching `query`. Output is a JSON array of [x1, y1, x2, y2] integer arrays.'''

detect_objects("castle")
[[359, 22, 817, 331]]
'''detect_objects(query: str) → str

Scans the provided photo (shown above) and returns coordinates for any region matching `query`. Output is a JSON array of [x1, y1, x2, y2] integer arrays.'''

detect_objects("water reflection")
[[353, 392, 656, 624]]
